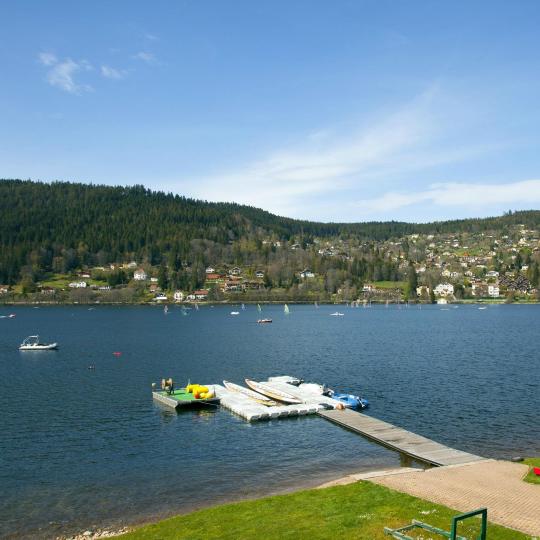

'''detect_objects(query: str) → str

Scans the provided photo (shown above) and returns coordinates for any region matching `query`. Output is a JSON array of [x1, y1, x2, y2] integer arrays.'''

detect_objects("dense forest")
[[1, 179, 540, 292]]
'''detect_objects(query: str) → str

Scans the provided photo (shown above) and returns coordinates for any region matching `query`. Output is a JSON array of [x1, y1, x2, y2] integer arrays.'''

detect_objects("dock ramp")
[[318, 408, 487, 467]]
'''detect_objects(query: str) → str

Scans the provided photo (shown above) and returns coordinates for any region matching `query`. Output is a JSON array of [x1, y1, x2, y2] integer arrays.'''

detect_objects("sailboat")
[[257, 303, 262, 313], [164, 305, 169, 315], [284, 304, 290, 315], [241, 303, 245, 310], [195, 303, 199, 311], [314, 301, 319, 309]]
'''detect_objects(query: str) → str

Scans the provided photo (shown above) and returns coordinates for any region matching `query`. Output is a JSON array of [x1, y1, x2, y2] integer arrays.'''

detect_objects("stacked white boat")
[[215, 375, 343, 422]]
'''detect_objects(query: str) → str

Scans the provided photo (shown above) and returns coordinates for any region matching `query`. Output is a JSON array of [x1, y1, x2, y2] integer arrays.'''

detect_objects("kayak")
[[223, 380, 278, 406], [245, 379, 302, 404]]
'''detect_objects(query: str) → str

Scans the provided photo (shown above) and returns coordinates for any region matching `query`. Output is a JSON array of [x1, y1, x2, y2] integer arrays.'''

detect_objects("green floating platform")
[[152, 389, 220, 409]]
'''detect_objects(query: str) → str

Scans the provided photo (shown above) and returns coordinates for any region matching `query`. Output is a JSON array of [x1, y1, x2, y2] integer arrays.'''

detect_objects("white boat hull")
[[223, 380, 277, 406], [19, 343, 58, 351], [245, 379, 302, 404]]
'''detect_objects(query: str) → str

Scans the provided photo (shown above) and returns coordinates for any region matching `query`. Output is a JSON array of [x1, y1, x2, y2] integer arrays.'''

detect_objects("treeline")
[[1, 178, 540, 285]]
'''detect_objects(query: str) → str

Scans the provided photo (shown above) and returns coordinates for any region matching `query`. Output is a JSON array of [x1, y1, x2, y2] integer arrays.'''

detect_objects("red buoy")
[[113, 351, 122, 356]]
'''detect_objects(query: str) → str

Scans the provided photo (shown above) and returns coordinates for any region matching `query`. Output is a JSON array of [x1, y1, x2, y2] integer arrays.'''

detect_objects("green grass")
[[117, 481, 528, 540], [523, 458, 540, 485], [372, 281, 406, 290]]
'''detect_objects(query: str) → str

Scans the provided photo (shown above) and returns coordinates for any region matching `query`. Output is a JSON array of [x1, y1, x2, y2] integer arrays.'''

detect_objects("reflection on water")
[[0, 304, 539, 538]]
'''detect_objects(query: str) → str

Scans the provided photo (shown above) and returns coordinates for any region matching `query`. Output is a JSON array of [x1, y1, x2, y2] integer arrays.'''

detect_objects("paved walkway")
[[369, 460, 540, 537]]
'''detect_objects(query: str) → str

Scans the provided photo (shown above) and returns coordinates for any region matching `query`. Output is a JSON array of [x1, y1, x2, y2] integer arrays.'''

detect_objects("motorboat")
[[297, 382, 368, 410], [330, 312, 344, 316], [19, 335, 58, 351], [257, 318, 272, 323], [329, 391, 369, 409], [230, 311, 240, 315]]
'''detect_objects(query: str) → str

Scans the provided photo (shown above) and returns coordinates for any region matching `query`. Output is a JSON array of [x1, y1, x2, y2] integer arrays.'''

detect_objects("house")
[[0, 285, 10, 294], [205, 267, 216, 274], [229, 267, 242, 276], [40, 286, 55, 295], [255, 270, 265, 279], [488, 284, 500, 298], [68, 281, 87, 288], [126, 261, 138, 269], [98, 285, 111, 291], [224, 281, 245, 292], [416, 286, 430, 296], [434, 283, 454, 297], [194, 289, 209, 300], [290, 243, 301, 250], [486, 270, 499, 278], [205, 273, 222, 281], [150, 277, 158, 283], [78, 272, 91, 279], [154, 294, 168, 301], [173, 290, 184, 302], [299, 269, 315, 279], [134, 269, 147, 281], [149, 284, 159, 293], [363, 284, 374, 292]]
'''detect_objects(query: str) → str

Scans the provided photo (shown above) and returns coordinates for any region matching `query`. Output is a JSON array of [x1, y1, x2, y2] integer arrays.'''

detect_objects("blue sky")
[[1, 1, 540, 222]]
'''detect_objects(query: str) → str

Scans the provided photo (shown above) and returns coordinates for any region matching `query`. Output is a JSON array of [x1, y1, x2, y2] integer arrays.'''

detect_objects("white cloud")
[[145, 33, 158, 41], [101, 65, 127, 80], [355, 180, 540, 213], [38, 52, 93, 94], [133, 51, 156, 64], [38, 52, 57, 66], [180, 90, 495, 217]]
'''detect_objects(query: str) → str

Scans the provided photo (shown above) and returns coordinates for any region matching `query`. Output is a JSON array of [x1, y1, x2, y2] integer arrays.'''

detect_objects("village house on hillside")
[[299, 269, 315, 279], [68, 281, 87, 288], [434, 283, 454, 297], [134, 269, 147, 281]]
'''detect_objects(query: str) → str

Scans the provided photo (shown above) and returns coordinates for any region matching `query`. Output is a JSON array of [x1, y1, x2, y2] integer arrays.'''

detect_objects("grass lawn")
[[117, 481, 528, 540], [523, 458, 540, 485], [372, 281, 406, 290]]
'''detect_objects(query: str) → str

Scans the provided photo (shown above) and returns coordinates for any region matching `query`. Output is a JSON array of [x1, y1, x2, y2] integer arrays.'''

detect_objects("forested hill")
[[1, 178, 540, 284]]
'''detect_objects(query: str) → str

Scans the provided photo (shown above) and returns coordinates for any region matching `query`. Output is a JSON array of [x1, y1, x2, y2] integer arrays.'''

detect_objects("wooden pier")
[[318, 409, 486, 467]]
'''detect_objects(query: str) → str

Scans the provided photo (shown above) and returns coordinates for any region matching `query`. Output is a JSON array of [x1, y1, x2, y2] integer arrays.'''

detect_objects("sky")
[[1, 1, 540, 223]]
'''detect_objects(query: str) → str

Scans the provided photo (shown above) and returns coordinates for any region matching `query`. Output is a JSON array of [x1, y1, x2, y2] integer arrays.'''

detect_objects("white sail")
[[284, 304, 290, 314], [257, 303, 262, 312]]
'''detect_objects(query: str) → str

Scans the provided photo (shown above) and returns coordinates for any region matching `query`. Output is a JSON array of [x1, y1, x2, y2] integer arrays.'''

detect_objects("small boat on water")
[[296, 381, 368, 409], [223, 380, 278, 406], [19, 335, 58, 351], [257, 318, 272, 324], [164, 305, 169, 315], [330, 312, 344, 316], [284, 304, 290, 315], [230, 311, 240, 315], [245, 379, 302, 404]]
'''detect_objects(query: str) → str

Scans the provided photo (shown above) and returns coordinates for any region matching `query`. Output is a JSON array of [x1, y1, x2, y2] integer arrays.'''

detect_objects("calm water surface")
[[0, 304, 539, 538]]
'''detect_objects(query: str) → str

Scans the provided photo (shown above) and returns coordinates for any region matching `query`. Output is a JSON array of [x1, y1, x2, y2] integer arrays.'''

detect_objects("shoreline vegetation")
[[2, 298, 539, 306]]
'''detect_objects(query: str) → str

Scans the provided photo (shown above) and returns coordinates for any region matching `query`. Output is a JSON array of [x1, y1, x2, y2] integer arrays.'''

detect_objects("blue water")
[[0, 304, 539, 538]]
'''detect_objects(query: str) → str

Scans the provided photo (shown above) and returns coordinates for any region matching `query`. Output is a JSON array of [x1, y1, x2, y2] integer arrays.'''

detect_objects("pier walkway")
[[318, 408, 486, 467]]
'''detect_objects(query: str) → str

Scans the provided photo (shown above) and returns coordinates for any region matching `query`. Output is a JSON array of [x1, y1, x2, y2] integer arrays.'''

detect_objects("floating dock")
[[215, 377, 342, 421], [318, 408, 487, 467]]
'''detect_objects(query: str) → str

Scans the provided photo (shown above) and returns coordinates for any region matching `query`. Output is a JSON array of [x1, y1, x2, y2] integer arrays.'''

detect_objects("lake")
[[0, 304, 539, 538]]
